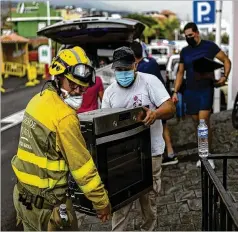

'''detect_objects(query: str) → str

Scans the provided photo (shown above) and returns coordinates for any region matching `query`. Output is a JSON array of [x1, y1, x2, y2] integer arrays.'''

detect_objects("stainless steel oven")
[[68, 107, 153, 215]]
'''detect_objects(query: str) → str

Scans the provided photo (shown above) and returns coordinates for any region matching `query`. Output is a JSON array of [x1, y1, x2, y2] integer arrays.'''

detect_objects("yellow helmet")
[[49, 46, 95, 87]]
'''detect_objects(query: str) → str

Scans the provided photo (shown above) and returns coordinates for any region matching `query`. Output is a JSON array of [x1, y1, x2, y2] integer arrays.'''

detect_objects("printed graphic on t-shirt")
[[133, 94, 142, 108]]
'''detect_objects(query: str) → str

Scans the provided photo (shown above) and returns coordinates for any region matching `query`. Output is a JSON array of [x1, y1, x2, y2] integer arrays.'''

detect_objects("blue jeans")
[[176, 92, 185, 118]]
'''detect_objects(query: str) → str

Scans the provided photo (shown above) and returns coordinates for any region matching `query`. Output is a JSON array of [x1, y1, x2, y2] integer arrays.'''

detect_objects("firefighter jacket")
[[11, 84, 109, 210]]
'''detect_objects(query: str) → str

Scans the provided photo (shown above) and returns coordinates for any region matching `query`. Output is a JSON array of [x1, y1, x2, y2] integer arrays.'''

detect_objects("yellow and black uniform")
[[12, 84, 109, 230]]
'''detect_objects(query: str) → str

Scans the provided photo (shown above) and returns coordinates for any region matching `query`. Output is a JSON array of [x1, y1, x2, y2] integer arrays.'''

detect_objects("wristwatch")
[[174, 91, 178, 94]]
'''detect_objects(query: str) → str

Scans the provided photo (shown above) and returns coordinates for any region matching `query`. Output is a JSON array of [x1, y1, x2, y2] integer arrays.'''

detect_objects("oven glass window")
[[106, 136, 143, 195]]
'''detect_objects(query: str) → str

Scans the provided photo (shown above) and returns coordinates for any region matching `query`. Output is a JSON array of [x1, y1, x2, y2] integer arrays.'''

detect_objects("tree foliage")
[[126, 13, 158, 28], [126, 13, 180, 42], [202, 32, 229, 45], [153, 17, 180, 40], [221, 33, 229, 44]]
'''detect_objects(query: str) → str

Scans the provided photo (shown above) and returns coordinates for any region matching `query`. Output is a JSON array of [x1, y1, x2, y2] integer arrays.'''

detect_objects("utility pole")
[[174, 29, 179, 41], [213, 0, 222, 113], [46, 0, 52, 65], [7, 0, 12, 32], [9, 0, 12, 21]]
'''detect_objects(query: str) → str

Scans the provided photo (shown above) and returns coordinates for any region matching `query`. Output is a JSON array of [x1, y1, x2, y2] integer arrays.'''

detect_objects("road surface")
[[1, 82, 44, 231], [1, 71, 166, 230]]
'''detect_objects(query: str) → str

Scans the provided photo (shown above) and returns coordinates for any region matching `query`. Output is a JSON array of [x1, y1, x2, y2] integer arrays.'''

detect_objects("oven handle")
[[96, 125, 148, 145]]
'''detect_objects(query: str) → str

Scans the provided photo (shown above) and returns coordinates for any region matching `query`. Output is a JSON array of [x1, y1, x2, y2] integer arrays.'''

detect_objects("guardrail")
[[201, 154, 238, 231], [4, 62, 26, 78]]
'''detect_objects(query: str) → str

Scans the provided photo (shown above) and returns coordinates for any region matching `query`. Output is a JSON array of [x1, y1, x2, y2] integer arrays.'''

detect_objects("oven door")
[[71, 123, 152, 215]]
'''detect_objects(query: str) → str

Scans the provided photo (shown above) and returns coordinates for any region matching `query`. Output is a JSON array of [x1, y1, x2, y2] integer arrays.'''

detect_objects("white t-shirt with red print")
[[102, 71, 170, 156]]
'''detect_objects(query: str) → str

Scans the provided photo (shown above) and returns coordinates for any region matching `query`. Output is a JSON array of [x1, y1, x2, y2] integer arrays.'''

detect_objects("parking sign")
[[193, 0, 215, 24]]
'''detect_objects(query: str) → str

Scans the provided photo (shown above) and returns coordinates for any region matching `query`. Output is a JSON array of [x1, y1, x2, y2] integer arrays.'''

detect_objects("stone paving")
[[78, 152, 238, 231]]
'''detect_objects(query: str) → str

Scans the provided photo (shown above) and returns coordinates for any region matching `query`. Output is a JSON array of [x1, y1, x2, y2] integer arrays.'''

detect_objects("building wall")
[[10, 2, 61, 38], [16, 21, 37, 38], [15, 20, 58, 38], [231, 2, 238, 100], [12, 2, 60, 18], [60, 9, 82, 20], [228, 1, 238, 109]]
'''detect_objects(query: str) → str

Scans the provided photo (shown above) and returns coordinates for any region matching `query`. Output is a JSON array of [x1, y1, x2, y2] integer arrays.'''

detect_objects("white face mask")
[[60, 88, 83, 110]]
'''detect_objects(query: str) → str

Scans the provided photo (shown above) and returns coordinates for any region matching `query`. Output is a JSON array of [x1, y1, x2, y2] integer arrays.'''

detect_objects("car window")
[[151, 48, 168, 55]]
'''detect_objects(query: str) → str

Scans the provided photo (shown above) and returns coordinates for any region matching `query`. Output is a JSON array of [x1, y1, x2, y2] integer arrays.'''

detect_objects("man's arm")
[[98, 90, 104, 102], [172, 63, 185, 103], [143, 100, 175, 126], [143, 75, 176, 126], [215, 50, 232, 85], [174, 63, 185, 93], [57, 115, 110, 217], [155, 99, 176, 120]]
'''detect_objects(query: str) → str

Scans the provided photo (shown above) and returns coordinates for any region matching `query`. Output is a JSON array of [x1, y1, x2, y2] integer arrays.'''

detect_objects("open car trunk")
[[37, 17, 144, 48], [37, 17, 145, 87]]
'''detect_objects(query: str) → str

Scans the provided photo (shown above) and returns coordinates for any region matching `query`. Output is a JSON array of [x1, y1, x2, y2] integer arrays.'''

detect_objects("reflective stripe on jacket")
[[11, 84, 109, 209]]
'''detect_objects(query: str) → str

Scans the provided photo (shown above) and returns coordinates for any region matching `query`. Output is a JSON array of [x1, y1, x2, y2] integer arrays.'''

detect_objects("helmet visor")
[[65, 63, 96, 86], [74, 64, 93, 77]]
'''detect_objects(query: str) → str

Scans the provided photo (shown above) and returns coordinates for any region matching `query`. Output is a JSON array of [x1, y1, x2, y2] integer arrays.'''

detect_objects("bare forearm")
[[224, 58, 231, 78], [155, 100, 176, 120], [98, 91, 104, 102], [174, 72, 183, 92]]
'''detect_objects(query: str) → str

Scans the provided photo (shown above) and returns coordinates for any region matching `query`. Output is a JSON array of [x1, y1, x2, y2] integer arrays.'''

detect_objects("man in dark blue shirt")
[[137, 57, 165, 85], [131, 41, 178, 166], [172, 22, 231, 168]]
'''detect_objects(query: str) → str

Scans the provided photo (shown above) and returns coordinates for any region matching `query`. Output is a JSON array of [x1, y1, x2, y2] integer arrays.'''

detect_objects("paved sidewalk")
[[2, 76, 44, 93], [78, 153, 238, 231]]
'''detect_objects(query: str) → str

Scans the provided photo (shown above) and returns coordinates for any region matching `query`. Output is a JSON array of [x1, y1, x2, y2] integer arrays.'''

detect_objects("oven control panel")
[[78, 107, 146, 136]]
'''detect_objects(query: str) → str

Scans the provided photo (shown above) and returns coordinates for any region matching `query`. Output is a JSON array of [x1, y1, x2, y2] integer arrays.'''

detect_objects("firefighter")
[[11, 46, 111, 231]]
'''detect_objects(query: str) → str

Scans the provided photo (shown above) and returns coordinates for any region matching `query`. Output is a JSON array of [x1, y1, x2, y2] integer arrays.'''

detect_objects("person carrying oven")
[[11, 46, 111, 231]]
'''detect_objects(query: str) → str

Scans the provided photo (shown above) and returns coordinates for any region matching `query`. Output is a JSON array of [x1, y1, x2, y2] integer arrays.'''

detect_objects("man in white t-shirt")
[[102, 47, 176, 231]]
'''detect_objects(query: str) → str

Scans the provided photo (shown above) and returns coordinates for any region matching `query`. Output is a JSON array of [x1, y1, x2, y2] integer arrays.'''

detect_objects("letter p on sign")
[[197, 2, 211, 22], [193, 0, 215, 24]]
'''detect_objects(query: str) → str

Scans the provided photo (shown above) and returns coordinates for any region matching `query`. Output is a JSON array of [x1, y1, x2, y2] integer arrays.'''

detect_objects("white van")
[[147, 45, 172, 66]]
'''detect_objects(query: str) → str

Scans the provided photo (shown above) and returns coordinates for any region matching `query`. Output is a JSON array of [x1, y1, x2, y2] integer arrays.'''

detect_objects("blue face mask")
[[115, 70, 135, 87]]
